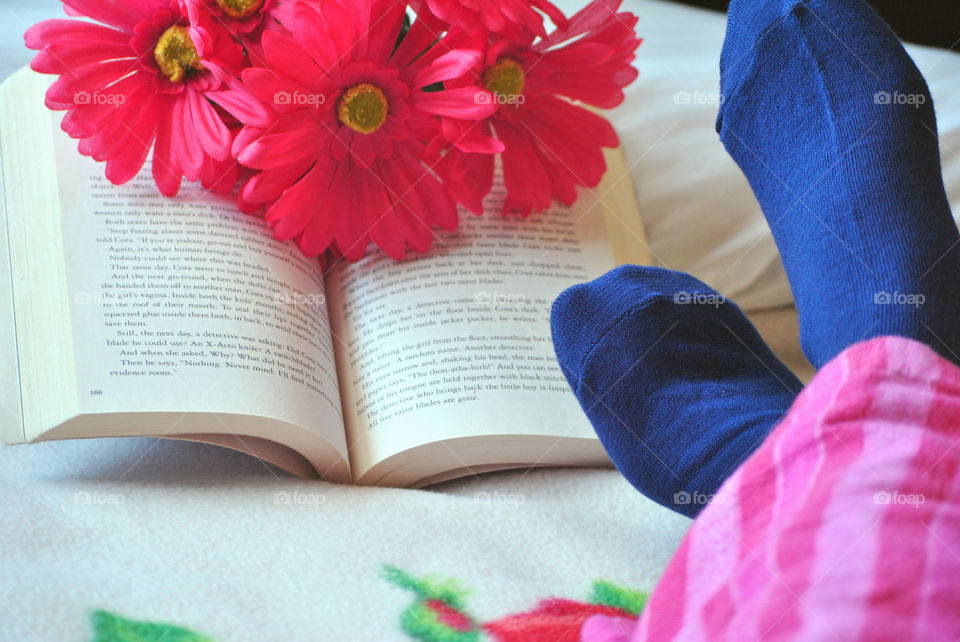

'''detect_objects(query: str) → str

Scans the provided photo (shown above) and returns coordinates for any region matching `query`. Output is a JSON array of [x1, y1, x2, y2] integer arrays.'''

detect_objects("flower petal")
[[239, 125, 324, 170], [207, 80, 274, 128], [413, 86, 498, 119], [189, 87, 232, 161], [365, 175, 407, 260], [45, 59, 138, 107], [267, 158, 329, 242], [25, 19, 128, 50], [153, 108, 182, 197], [102, 89, 161, 184], [261, 30, 327, 87], [241, 157, 316, 205], [350, 133, 376, 168], [175, 93, 206, 180], [60, 0, 148, 31], [413, 49, 483, 89], [496, 120, 553, 215]]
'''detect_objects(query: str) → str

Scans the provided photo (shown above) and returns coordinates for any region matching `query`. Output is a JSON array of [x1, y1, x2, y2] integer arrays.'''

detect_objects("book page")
[[327, 164, 620, 481], [49, 115, 348, 463]]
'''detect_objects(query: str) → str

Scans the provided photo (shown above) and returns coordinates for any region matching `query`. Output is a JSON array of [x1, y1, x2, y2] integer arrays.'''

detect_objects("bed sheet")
[[1, 1, 957, 639]]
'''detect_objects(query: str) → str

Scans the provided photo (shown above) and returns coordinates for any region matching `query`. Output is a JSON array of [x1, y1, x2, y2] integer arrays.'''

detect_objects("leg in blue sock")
[[717, 0, 960, 368], [551, 267, 801, 517], [551, 0, 960, 516]]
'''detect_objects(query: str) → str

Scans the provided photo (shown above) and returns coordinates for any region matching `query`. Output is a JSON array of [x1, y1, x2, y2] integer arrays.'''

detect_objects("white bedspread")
[[2, 1, 958, 639]]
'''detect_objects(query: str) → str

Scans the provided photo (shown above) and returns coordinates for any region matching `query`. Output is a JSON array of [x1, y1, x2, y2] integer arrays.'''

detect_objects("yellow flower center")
[[154, 26, 203, 82], [337, 84, 388, 134], [215, 0, 265, 19], [483, 58, 525, 103]]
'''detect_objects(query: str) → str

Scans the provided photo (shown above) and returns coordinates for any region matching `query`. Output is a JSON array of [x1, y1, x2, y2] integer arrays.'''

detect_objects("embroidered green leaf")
[[90, 610, 215, 642], [399, 602, 482, 642], [383, 566, 482, 641], [589, 580, 648, 615], [382, 565, 472, 610]]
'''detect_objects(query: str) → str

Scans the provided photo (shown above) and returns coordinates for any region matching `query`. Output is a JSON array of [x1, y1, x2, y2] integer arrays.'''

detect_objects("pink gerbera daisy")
[[438, 0, 641, 215], [182, 0, 304, 47], [235, 0, 499, 261], [412, 0, 567, 38], [183, 0, 279, 36], [25, 0, 271, 196]]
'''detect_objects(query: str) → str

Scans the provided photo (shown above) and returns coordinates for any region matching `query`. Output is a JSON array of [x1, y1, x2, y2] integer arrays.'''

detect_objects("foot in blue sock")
[[717, 0, 960, 368], [551, 266, 802, 517]]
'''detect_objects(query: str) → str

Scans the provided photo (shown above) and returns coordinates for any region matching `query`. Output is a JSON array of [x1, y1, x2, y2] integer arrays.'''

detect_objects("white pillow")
[[589, 0, 960, 311]]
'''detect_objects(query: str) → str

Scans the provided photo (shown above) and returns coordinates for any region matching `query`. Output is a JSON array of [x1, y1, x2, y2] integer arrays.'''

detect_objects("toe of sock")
[[552, 266, 802, 517], [719, 0, 806, 95], [550, 266, 724, 386], [718, 0, 906, 129]]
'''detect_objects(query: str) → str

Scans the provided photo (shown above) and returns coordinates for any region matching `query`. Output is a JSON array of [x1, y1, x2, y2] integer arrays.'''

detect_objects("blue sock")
[[717, 0, 960, 368], [551, 266, 802, 517]]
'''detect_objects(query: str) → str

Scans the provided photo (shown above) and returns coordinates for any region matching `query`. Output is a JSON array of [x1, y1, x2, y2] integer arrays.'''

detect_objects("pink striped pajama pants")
[[586, 336, 960, 641]]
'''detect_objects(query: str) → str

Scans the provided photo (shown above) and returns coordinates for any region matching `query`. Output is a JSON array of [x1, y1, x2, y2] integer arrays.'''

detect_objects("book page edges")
[[168, 434, 322, 480], [354, 434, 610, 487], [600, 147, 652, 267], [0, 68, 79, 442], [0, 109, 24, 444], [38, 412, 350, 482]]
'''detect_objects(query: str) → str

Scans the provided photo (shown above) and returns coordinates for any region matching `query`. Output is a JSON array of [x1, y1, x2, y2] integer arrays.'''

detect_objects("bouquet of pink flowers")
[[26, 0, 640, 261]]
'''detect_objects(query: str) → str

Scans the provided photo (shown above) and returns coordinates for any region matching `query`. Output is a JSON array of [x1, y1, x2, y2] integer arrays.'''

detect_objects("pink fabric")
[[584, 336, 960, 641], [580, 615, 637, 641]]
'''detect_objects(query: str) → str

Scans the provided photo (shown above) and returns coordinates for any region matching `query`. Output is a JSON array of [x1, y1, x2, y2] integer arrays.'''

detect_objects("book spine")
[[0, 133, 26, 444]]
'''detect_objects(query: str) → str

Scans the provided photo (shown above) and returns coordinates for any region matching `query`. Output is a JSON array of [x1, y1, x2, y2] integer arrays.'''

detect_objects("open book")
[[0, 68, 650, 486]]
